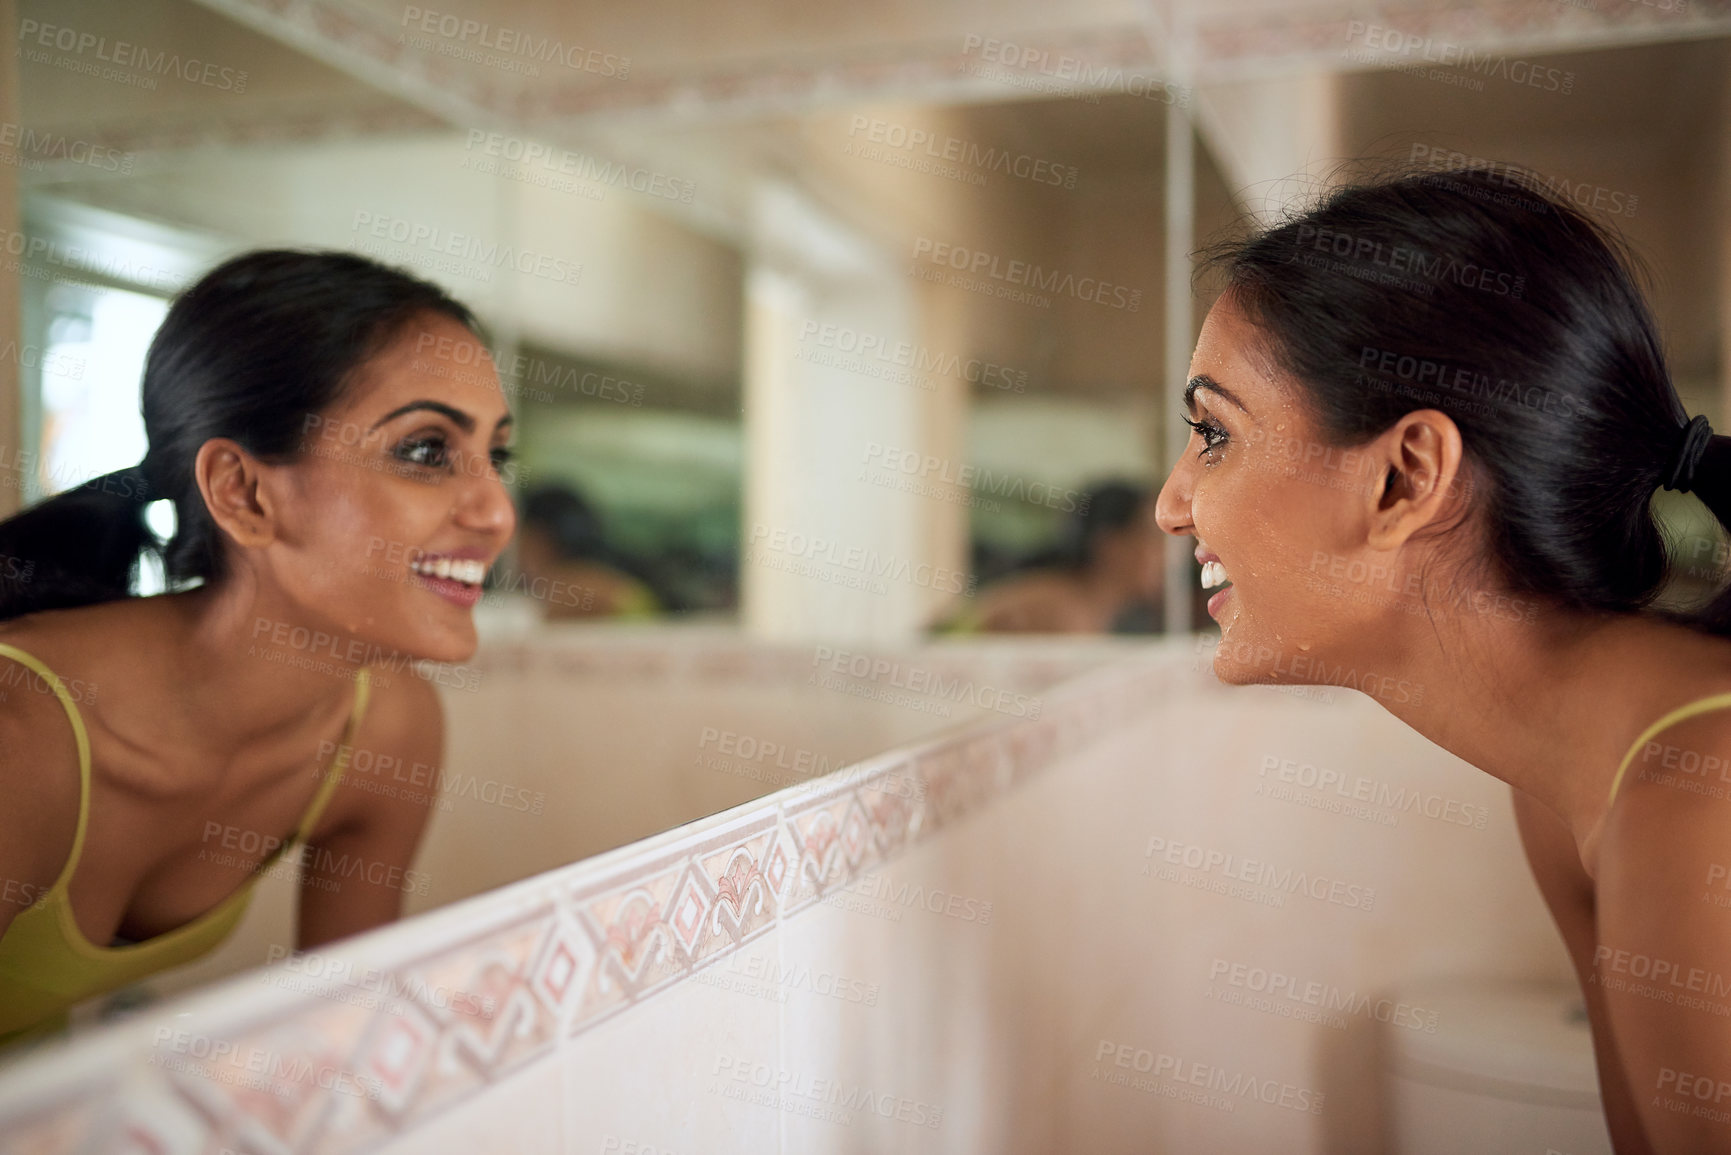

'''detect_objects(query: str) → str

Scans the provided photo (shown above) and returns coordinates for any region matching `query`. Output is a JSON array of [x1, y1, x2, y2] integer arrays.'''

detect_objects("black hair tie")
[[1665, 414, 1715, 494]]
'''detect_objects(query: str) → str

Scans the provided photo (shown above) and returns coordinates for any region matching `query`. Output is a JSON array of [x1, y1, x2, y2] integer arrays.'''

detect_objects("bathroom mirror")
[[6, 0, 1728, 1030]]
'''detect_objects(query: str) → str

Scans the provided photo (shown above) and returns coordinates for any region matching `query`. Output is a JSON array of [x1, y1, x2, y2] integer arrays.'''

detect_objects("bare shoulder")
[[1594, 707, 1731, 1148], [0, 619, 90, 936], [1600, 707, 1731, 901], [312, 666, 446, 843]]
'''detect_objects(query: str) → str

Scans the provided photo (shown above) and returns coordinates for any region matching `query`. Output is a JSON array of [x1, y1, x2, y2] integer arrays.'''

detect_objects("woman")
[[0, 250, 515, 1050], [1157, 166, 1731, 1152]]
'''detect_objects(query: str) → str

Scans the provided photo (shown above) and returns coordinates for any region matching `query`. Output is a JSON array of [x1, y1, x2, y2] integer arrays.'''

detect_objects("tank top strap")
[[0, 642, 92, 894], [293, 667, 372, 842], [1607, 690, 1731, 810]]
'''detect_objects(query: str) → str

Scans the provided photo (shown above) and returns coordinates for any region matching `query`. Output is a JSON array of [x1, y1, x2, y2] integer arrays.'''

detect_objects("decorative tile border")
[[0, 642, 1186, 1155]]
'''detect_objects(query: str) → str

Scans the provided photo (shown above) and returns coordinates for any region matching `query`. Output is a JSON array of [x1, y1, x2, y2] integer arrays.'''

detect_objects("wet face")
[[1154, 292, 1409, 685], [242, 312, 517, 665]]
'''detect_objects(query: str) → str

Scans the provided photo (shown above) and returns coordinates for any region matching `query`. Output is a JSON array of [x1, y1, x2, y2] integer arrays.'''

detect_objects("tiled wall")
[[0, 635, 1156, 1153], [121, 629, 1133, 1011], [0, 637, 1573, 1154]]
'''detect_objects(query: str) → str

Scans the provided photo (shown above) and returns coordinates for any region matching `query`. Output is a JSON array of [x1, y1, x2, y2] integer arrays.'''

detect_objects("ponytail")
[[0, 465, 157, 619], [0, 249, 480, 623]]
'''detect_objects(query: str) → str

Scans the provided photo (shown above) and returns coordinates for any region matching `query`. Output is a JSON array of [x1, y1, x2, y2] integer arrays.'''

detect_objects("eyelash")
[[1181, 413, 1228, 457], [392, 433, 515, 474]]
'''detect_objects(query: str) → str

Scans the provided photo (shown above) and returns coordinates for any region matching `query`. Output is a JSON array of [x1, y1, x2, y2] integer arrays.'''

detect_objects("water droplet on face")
[[1298, 642, 1311, 652]]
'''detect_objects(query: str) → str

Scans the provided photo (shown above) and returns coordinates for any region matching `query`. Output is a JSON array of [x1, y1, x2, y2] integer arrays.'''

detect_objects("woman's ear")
[[195, 438, 278, 550], [1365, 409, 1468, 551]]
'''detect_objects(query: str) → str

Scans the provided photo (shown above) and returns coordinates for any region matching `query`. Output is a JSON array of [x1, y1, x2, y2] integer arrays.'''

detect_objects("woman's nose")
[[456, 468, 517, 538], [1154, 466, 1192, 537]]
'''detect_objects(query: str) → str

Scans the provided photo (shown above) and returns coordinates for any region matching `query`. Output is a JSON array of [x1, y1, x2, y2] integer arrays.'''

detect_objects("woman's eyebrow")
[[1184, 374, 1250, 415], [371, 400, 475, 432]]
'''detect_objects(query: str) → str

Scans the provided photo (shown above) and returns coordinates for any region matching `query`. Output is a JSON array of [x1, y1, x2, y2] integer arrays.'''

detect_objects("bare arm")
[[295, 671, 443, 951], [1511, 785, 1654, 1155]]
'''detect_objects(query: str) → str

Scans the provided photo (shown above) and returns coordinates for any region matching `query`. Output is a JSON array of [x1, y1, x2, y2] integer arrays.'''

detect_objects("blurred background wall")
[[13, 0, 1722, 650]]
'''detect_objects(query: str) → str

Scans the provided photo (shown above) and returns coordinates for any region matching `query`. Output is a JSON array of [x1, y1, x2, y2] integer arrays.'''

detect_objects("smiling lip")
[[1206, 584, 1232, 619], [407, 549, 490, 609]]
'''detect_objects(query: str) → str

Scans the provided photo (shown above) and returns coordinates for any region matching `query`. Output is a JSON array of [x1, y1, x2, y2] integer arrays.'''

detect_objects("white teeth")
[[1201, 560, 1231, 590], [411, 556, 486, 585]]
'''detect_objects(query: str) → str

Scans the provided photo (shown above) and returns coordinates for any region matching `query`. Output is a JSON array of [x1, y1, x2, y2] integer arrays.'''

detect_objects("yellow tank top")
[[1606, 690, 1731, 809], [0, 642, 371, 1050]]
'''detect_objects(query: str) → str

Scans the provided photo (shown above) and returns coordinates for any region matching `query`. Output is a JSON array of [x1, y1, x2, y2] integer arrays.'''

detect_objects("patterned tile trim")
[[0, 647, 1185, 1155]]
